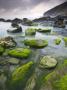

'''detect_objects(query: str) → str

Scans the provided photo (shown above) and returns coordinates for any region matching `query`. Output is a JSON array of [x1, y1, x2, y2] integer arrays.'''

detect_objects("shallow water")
[[0, 22, 67, 59]]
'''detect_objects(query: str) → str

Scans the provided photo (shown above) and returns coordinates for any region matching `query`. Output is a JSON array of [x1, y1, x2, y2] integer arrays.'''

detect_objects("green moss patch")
[[36, 28, 51, 33], [40, 59, 67, 90], [63, 37, 67, 46], [54, 38, 61, 45], [8, 48, 31, 59], [24, 39, 48, 48], [7, 61, 34, 90], [0, 46, 5, 55], [25, 28, 36, 35]]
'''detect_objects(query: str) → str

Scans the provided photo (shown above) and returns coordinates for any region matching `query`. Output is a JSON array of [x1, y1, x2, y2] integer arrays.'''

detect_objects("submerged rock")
[[25, 28, 36, 35], [8, 48, 31, 59], [0, 36, 16, 48], [39, 56, 57, 69], [63, 37, 67, 46], [54, 38, 61, 45], [7, 26, 22, 33], [24, 39, 48, 48], [7, 61, 34, 90], [7, 58, 20, 65], [37, 28, 51, 33], [24, 74, 36, 90], [40, 59, 67, 90], [0, 46, 5, 55], [11, 23, 19, 28]]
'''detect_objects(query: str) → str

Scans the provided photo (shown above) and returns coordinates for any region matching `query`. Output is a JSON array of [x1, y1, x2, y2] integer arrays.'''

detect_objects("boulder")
[[8, 48, 31, 59], [7, 26, 22, 33], [7, 58, 20, 65], [63, 37, 67, 46], [37, 28, 51, 33], [0, 36, 16, 48], [54, 38, 61, 45], [39, 56, 57, 69], [24, 39, 48, 48], [0, 46, 5, 55], [7, 61, 34, 90], [25, 28, 36, 35]]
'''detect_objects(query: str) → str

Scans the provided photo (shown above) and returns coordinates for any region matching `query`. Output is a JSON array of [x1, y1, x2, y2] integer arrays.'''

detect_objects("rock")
[[54, 17, 65, 28], [7, 26, 22, 33], [40, 59, 67, 90], [11, 23, 19, 28], [37, 28, 51, 33], [0, 36, 16, 48], [7, 61, 34, 90], [0, 46, 5, 55], [8, 48, 31, 59], [25, 28, 36, 35], [63, 37, 67, 47], [7, 58, 19, 65], [24, 39, 48, 48], [22, 18, 33, 26], [24, 74, 36, 90], [39, 56, 57, 69], [54, 38, 61, 45]]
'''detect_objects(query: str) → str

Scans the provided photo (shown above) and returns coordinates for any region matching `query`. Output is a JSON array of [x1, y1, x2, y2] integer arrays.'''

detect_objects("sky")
[[0, 0, 67, 19]]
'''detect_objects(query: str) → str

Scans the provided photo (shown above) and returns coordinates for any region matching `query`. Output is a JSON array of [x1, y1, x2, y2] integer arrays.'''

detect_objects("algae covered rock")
[[7, 61, 34, 90], [8, 48, 31, 58], [0, 46, 5, 55], [0, 36, 16, 48], [63, 37, 67, 46], [37, 28, 51, 33], [7, 58, 20, 65], [40, 59, 67, 90], [25, 28, 36, 35], [54, 38, 61, 45], [24, 39, 48, 48], [39, 56, 57, 69], [24, 74, 36, 90]]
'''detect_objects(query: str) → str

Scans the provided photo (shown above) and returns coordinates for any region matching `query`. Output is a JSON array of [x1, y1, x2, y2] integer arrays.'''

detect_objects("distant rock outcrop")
[[44, 2, 67, 17]]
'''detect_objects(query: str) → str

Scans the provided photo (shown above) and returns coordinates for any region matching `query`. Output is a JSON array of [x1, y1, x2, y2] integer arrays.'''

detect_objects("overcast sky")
[[0, 0, 67, 19]]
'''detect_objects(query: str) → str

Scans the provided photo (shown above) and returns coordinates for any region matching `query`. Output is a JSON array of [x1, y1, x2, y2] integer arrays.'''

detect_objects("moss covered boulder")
[[36, 28, 51, 33], [8, 48, 31, 59], [54, 38, 61, 45], [0, 46, 5, 55], [25, 28, 36, 35], [39, 56, 57, 69], [63, 37, 67, 46], [24, 39, 48, 48], [40, 59, 67, 90], [7, 61, 34, 90]]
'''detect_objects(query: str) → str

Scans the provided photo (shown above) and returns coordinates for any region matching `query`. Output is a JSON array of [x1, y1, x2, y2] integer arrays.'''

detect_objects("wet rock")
[[7, 26, 22, 33], [0, 36, 16, 48], [8, 48, 31, 59], [7, 61, 34, 90], [24, 74, 36, 90], [37, 28, 51, 33], [11, 23, 19, 28], [54, 38, 61, 45], [24, 39, 48, 48], [39, 56, 57, 69], [25, 28, 36, 35], [0, 46, 5, 55], [7, 58, 20, 65], [40, 59, 67, 90], [63, 37, 67, 47]]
